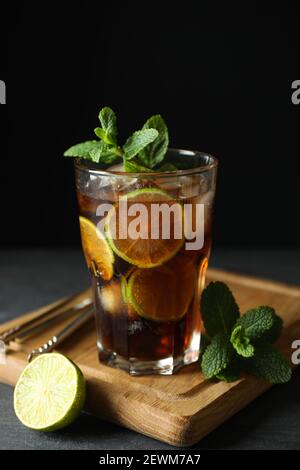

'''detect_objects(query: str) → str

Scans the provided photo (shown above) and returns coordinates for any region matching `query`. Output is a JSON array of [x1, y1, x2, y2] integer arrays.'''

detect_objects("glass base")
[[97, 341, 200, 375]]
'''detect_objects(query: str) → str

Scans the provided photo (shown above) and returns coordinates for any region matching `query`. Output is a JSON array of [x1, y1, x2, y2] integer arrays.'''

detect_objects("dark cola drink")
[[75, 152, 217, 375]]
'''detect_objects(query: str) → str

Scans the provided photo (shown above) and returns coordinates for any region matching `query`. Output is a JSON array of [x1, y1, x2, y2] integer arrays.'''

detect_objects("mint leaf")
[[98, 107, 118, 141], [89, 141, 119, 164], [200, 333, 210, 356], [124, 159, 152, 173], [234, 306, 277, 341], [64, 140, 119, 164], [95, 107, 118, 146], [259, 314, 283, 343], [63, 108, 171, 171], [199, 283, 289, 385], [64, 140, 99, 159], [200, 282, 240, 338], [63, 140, 116, 163], [201, 333, 234, 379], [123, 129, 159, 160], [93, 127, 116, 146], [230, 325, 255, 357], [231, 307, 283, 358], [199, 333, 210, 362], [216, 359, 242, 382], [246, 344, 292, 384], [139, 115, 169, 168]]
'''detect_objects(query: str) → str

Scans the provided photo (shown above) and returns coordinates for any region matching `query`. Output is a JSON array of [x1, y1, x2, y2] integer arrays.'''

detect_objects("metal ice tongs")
[[0, 293, 94, 362]]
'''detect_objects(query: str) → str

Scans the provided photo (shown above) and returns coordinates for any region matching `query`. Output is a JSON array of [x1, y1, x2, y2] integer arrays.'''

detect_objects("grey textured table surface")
[[0, 248, 299, 450]]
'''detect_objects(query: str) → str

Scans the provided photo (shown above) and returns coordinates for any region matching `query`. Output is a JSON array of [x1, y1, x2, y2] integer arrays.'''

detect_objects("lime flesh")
[[105, 188, 184, 268], [79, 216, 114, 281], [14, 353, 86, 431]]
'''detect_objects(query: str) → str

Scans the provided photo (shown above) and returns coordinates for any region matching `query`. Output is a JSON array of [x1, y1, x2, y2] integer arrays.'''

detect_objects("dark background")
[[1, 4, 300, 453], [1, 4, 299, 249]]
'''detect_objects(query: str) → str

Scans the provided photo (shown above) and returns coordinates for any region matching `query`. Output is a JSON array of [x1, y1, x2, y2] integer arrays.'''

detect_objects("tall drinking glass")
[[75, 149, 218, 375]]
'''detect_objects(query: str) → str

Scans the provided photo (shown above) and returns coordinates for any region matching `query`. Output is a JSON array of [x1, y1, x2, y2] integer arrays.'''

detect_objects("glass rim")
[[74, 148, 218, 178]]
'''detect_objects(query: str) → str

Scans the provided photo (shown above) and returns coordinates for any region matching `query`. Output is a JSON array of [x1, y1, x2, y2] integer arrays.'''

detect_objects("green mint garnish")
[[64, 106, 171, 172], [139, 115, 169, 168], [199, 333, 210, 356], [64, 140, 101, 161], [216, 359, 242, 382], [257, 313, 283, 343], [201, 332, 234, 379], [64, 139, 121, 164], [246, 344, 292, 384], [233, 306, 278, 340], [230, 325, 255, 358], [230, 306, 282, 357], [200, 281, 292, 384], [97, 106, 118, 145], [200, 281, 240, 337], [123, 129, 159, 160]]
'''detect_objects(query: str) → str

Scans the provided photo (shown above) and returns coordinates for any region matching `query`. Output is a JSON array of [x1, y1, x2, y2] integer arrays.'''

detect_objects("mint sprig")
[[200, 281, 240, 337], [230, 326, 255, 358], [139, 114, 169, 168], [230, 306, 282, 358], [246, 344, 292, 384], [98, 106, 118, 144], [123, 129, 159, 160], [233, 306, 278, 340], [200, 281, 292, 384], [64, 106, 170, 172], [201, 332, 234, 379]]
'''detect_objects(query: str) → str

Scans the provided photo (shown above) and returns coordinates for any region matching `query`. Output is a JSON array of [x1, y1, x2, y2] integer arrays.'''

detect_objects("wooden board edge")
[[180, 377, 272, 446]]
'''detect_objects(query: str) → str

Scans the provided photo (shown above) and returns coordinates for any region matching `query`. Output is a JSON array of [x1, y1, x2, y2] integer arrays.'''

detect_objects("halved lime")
[[104, 188, 184, 268], [79, 216, 114, 280], [14, 353, 86, 431]]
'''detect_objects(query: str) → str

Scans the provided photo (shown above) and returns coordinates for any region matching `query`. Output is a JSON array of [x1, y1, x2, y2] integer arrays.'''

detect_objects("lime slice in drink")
[[79, 216, 114, 281], [14, 353, 86, 431], [105, 188, 184, 268], [127, 254, 197, 322]]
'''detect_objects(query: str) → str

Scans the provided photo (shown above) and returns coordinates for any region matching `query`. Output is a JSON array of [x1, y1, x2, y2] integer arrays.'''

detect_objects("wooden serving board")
[[0, 268, 300, 447]]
